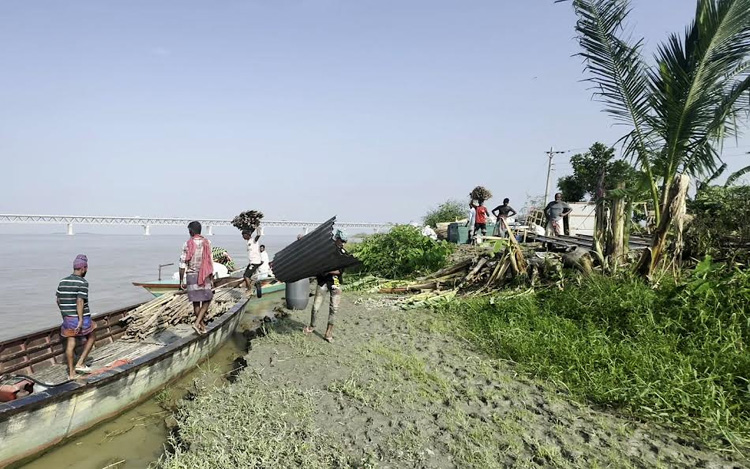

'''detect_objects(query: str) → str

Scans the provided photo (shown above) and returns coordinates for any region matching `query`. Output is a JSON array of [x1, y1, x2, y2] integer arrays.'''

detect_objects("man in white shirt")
[[242, 229, 262, 292], [255, 244, 271, 298]]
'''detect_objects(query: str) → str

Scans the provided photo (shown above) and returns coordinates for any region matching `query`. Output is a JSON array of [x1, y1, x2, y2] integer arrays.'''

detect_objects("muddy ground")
[[157, 293, 747, 468]]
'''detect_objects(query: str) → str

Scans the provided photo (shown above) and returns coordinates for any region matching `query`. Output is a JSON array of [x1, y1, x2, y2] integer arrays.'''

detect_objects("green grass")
[[439, 260, 750, 450]]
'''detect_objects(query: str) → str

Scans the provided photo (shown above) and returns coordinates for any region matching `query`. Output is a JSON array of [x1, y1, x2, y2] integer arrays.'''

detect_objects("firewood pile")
[[120, 287, 247, 341], [375, 236, 593, 309], [379, 238, 528, 296]]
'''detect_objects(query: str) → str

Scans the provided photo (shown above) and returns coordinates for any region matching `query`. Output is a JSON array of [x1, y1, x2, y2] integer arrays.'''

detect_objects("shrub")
[[440, 261, 750, 448], [685, 185, 750, 262], [422, 200, 465, 228], [349, 225, 454, 278]]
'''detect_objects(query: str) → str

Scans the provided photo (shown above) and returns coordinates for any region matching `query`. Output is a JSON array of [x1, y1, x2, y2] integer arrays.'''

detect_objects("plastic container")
[[285, 278, 310, 310]]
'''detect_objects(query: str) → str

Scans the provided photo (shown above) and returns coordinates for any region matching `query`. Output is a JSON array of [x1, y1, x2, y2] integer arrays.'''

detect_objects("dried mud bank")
[[157, 294, 746, 469]]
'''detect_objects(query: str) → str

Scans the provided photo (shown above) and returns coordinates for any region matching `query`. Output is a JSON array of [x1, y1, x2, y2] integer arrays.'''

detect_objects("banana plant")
[[562, 0, 750, 278]]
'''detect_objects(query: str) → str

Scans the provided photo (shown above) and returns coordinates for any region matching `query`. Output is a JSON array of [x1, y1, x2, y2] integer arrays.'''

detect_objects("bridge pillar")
[[66, 223, 74, 236], [207, 225, 214, 236], [374, 227, 379, 234], [303, 227, 309, 235], [143, 225, 151, 236]]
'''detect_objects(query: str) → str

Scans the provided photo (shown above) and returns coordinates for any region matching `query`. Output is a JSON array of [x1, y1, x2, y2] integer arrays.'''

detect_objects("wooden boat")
[[0, 291, 250, 468], [133, 277, 285, 298]]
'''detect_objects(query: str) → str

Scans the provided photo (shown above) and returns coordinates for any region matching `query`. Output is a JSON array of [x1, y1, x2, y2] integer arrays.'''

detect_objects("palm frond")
[[649, 0, 750, 184], [698, 162, 727, 190], [725, 164, 750, 186], [570, 0, 660, 219]]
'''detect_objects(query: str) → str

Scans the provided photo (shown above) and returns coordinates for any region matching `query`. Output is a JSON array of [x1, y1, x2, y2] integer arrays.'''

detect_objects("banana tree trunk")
[[635, 174, 690, 279], [607, 183, 626, 270]]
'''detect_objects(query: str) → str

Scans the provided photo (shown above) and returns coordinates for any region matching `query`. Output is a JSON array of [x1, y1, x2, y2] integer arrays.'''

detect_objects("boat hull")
[[0, 298, 247, 468]]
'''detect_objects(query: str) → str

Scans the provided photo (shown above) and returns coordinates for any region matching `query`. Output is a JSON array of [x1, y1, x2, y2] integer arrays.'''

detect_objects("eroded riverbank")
[[157, 293, 746, 468]]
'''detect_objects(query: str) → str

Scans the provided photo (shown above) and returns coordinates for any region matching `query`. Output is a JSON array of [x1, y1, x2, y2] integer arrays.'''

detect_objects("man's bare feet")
[[324, 325, 334, 342], [303, 326, 315, 334]]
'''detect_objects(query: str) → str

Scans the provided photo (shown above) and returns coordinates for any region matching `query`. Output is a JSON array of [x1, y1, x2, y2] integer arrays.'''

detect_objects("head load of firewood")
[[470, 186, 492, 204], [232, 210, 264, 234]]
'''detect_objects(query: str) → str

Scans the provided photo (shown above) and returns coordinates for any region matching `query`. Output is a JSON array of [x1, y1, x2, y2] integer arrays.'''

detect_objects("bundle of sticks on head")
[[232, 210, 264, 234]]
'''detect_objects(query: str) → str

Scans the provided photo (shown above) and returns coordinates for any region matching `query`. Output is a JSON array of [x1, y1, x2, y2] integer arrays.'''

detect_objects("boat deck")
[[28, 324, 194, 386]]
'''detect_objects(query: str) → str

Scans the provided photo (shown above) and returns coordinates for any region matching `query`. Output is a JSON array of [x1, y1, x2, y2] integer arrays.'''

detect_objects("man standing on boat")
[[242, 228, 262, 293], [57, 254, 96, 380], [179, 221, 214, 335], [304, 230, 348, 343]]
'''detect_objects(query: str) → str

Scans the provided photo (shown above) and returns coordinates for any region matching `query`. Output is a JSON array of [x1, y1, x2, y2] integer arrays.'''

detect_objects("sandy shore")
[[158, 293, 746, 468]]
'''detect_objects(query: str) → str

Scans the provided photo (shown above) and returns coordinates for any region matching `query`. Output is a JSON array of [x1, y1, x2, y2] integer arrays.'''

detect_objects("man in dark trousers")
[[474, 200, 490, 241], [303, 230, 348, 343]]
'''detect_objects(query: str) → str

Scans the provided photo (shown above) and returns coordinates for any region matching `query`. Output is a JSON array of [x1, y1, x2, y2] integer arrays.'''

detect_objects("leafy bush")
[[422, 199, 466, 228], [440, 261, 750, 448], [686, 185, 750, 262], [349, 225, 454, 278]]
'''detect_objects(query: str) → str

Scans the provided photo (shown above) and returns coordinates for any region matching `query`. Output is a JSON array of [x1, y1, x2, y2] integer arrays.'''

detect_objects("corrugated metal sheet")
[[271, 216, 360, 283]]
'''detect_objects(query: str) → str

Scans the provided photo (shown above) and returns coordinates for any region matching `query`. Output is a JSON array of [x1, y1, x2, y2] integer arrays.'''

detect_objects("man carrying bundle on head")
[[179, 221, 214, 335], [304, 229, 348, 343]]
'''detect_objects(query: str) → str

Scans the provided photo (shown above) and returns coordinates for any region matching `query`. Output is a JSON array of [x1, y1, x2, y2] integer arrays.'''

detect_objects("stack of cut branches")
[[120, 288, 247, 341], [231, 210, 264, 233], [379, 239, 529, 298]]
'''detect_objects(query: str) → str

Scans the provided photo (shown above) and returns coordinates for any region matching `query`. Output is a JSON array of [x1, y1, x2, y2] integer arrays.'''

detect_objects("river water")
[[0, 233, 295, 341], [0, 232, 295, 468]]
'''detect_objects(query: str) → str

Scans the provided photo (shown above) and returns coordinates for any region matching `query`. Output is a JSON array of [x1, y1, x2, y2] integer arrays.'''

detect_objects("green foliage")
[[441, 265, 750, 448], [568, 0, 750, 228], [557, 142, 637, 201], [349, 225, 454, 278], [423, 199, 465, 228], [686, 184, 750, 262]]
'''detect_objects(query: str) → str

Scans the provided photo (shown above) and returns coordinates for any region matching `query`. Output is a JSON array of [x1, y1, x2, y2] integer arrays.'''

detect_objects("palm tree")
[[564, 0, 750, 278]]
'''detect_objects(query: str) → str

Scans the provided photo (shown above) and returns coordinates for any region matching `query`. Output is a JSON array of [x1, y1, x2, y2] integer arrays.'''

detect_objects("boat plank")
[[27, 325, 194, 386]]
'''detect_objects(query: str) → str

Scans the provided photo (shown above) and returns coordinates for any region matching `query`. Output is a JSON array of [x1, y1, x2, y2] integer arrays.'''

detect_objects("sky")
[[1, 0, 749, 228]]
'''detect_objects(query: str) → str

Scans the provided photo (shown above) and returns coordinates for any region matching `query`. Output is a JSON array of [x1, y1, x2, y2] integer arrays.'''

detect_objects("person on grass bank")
[[465, 201, 476, 244], [492, 198, 517, 238], [304, 230, 348, 343], [544, 192, 572, 237], [57, 254, 96, 380], [474, 200, 490, 241], [179, 221, 214, 335]]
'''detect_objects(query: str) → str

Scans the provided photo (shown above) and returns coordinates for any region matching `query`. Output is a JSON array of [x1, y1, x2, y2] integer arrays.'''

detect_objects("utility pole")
[[543, 147, 567, 204]]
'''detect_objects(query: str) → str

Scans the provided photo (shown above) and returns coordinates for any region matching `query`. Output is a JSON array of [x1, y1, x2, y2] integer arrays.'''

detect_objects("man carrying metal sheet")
[[303, 229, 348, 343]]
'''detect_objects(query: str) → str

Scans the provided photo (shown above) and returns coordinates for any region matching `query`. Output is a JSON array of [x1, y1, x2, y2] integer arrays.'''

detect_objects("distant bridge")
[[0, 214, 393, 235]]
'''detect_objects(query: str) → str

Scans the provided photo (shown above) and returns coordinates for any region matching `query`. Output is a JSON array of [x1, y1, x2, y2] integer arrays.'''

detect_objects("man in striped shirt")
[[57, 254, 97, 380]]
